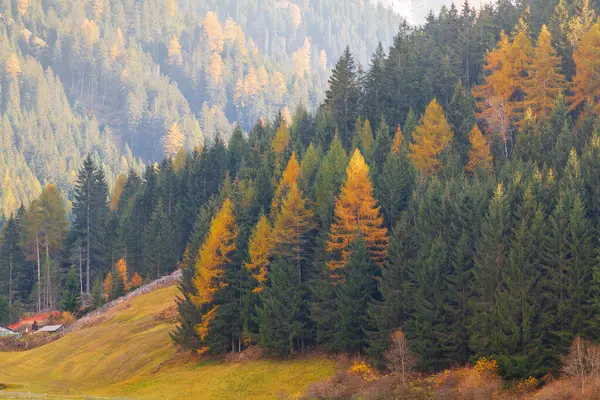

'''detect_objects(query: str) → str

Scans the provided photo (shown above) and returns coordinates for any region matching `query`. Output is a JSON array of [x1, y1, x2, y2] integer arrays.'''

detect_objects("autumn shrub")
[[456, 358, 502, 400], [349, 361, 378, 382]]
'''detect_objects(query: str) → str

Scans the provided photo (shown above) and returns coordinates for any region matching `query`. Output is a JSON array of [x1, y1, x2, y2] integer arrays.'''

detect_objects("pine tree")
[[0, 215, 27, 317], [327, 149, 388, 272], [258, 255, 306, 355], [61, 266, 81, 313], [334, 236, 378, 353], [325, 47, 360, 148], [143, 200, 177, 278], [470, 183, 511, 359], [409, 99, 454, 176], [72, 155, 109, 298]]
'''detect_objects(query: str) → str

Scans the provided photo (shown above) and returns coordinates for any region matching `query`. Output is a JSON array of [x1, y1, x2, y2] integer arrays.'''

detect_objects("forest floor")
[[0, 285, 335, 399]]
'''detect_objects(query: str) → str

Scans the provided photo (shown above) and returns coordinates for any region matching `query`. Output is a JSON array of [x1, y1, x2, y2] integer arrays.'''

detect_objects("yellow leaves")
[[208, 53, 223, 83], [290, 4, 302, 29], [524, 25, 566, 118], [81, 18, 100, 46], [110, 173, 127, 211], [272, 152, 301, 214], [392, 124, 404, 154], [244, 67, 260, 97], [103, 272, 112, 301], [568, 0, 596, 47], [17, 0, 29, 16], [193, 198, 238, 307], [197, 305, 219, 341], [465, 124, 493, 174], [571, 21, 600, 111], [162, 122, 185, 158], [130, 272, 143, 289], [168, 35, 182, 65], [246, 215, 274, 292], [93, 0, 104, 20], [271, 122, 292, 174], [409, 99, 454, 176], [327, 149, 388, 271], [319, 49, 328, 71], [292, 38, 311, 77], [349, 362, 378, 382], [167, 0, 176, 18], [271, 72, 287, 99], [203, 12, 224, 53], [114, 258, 129, 291], [5, 54, 21, 78]]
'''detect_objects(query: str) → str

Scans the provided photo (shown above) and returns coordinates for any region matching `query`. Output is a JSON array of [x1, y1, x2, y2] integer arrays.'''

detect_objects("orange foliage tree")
[[327, 149, 388, 272], [192, 198, 238, 347], [409, 99, 454, 176], [571, 21, 600, 111], [466, 124, 493, 174], [524, 25, 566, 118], [246, 215, 273, 293], [103, 272, 112, 301], [271, 152, 300, 214], [271, 184, 315, 282], [129, 272, 143, 290]]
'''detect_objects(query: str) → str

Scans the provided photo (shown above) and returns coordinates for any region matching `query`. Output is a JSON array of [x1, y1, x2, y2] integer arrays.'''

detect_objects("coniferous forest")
[[5, 0, 600, 382]]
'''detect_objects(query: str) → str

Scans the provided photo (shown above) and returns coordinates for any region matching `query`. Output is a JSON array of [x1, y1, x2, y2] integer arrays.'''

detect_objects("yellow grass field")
[[0, 285, 335, 399]]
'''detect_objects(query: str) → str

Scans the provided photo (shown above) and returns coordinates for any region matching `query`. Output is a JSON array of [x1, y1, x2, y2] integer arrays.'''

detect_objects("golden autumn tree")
[[81, 18, 100, 46], [168, 35, 182, 65], [409, 99, 454, 176], [524, 25, 566, 118], [17, 0, 29, 16], [272, 184, 315, 282], [272, 152, 300, 214], [465, 124, 493, 174], [327, 149, 388, 272], [208, 53, 224, 83], [568, 0, 596, 47], [103, 271, 113, 301], [392, 124, 404, 154], [110, 173, 127, 211], [246, 215, 273, 293], [571, 21, 600, 111], [93, 0, 104, 20], [6, 54, 21, 78], [114, 258, 129, 292], [192, 198, 238, 349], [130, 272, 143, 290], [162, 122, 185, 158], [271, 121, 292, 175], [203, 12, 224, 53]]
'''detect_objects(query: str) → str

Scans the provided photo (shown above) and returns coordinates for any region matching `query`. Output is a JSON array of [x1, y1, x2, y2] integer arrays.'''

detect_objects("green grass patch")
[[0, 286, 334, 399]]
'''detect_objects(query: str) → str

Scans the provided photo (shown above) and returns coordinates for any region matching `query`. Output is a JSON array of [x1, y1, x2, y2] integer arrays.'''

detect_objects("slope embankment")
[[0, 285, 334, 399]]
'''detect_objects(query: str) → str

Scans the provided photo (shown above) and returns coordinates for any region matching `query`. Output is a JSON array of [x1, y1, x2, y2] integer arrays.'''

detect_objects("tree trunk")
[[35, 230, 41, 312]]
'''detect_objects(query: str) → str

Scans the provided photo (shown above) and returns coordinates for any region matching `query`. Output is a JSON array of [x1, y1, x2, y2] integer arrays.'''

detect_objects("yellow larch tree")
[[290, 3, 302, 29], [272, 183, 315, 282], [192, 198, 238, 345], [208, 53, 224, 83], [392, 124, 404, 154], [6, 54, 21, 78], [93, 0, 104, 20], [524, 25, 566, 118], [327, 149, 388, 272], [162, 122, 185, 158], [130, 272, 143, 289], [465, 124, 493, 174], [203, 12, 224, 53], [17, 0, 29, 16], [114, 258, 129, 291], [568, 0, 595, 47], [272, 152, 300, 213], [110, 173, 127, 211], [81, 18, 100, 46], [271, 121, 292, 175], [103, 271, 113, 301], [246, 215, 274, 293], [319, 49, 328, 71], [571, 20, 600, 111], [168, 35, 182, 65], [409, 99, 454, 176]]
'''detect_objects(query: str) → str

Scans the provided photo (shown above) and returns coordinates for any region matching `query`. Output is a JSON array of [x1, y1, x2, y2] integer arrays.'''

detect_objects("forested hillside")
[[6, 0, 600, 386], [0, 0, 403, 218]]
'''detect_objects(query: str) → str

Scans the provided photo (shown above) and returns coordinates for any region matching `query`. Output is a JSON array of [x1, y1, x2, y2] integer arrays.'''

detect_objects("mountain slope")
[[0, 285, 334, 399]]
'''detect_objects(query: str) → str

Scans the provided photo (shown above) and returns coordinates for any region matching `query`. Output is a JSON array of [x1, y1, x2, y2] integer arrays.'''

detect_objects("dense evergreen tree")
[[61, 266, 81, 313]]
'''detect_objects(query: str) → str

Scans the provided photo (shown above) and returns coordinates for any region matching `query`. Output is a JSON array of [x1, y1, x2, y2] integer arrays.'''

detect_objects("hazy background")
[[377, 0, 488, 24]]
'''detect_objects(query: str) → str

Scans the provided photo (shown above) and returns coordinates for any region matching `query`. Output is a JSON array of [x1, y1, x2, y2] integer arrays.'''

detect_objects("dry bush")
[[155, 304, 178, 323], [56, 311, 76, 326], [305, 369, 365, 399], [224, 346, 264, 363], [385, 329, 417, 382], [562, 336, 600, 395]]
